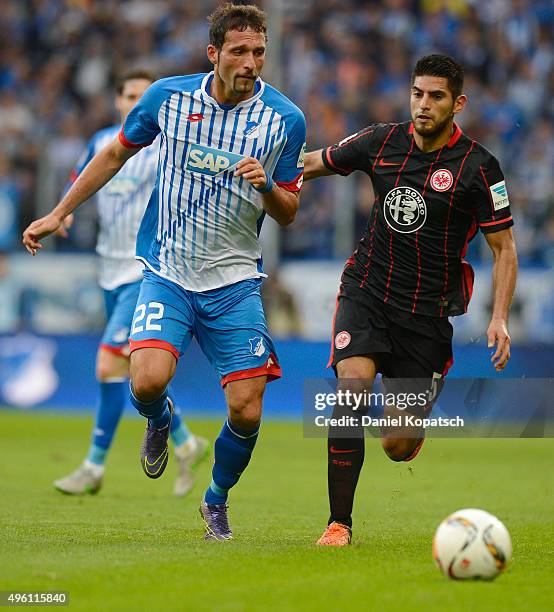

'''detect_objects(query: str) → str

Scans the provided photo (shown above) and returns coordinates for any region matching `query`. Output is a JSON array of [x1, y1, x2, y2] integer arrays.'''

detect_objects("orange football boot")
[[403, 437, 425, 462], [316, 521, 352, 546]]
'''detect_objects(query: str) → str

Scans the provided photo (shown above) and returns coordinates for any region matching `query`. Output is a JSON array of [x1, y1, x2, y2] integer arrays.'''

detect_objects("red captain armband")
[[276, 171, 304, 192], [118, 128, 146, 149]]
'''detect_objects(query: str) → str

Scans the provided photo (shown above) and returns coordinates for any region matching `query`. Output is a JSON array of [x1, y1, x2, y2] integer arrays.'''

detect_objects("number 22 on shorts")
[[132, 302, 164, 334]]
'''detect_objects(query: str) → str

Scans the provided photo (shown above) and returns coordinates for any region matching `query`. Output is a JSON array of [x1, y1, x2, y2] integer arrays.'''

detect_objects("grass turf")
[[1, 411, 553, 611]]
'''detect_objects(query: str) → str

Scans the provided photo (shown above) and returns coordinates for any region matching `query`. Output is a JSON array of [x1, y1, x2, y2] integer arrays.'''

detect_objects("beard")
[[233, 75, 256, 94], [413, 113, 453, 138]]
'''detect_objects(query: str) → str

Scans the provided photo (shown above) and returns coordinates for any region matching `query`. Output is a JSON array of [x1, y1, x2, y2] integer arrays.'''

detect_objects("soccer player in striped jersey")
[[52, 70, 209, 498], [24, 4, 306, 541], [304, 54, 518, 546]]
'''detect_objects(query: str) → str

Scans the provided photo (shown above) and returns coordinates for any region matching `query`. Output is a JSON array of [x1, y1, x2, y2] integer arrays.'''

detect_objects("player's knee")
[[96, 357, 121, 382], [131, 371, 168, 403], [96, 347, 129, 382], [381, 437, 417, 462], [129, 349, 175, 401], [228, 395, 262, 430], [96, 361, 111, 382]]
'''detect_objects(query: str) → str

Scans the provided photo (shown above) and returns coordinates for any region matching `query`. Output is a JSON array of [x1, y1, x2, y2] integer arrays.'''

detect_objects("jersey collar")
[[200, 71, 265, 111], [408, 121, 463, 148]]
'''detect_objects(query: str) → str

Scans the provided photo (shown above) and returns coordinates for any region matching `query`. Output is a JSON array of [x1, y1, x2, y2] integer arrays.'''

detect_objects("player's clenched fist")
[[235, 157, 271, 192], [22, 212, 64, 256]]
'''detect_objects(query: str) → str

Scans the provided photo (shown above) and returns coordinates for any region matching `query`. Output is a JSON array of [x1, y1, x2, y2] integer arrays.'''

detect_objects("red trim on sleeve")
[[324, 147, 350, 174], [118, 127, 146, 149], [129, 339, 180, 361], [480, 216, 513, 228], [276, 171, 303, 192], [70, 169, 78, 183], [220, 353, 282, 387], [100, 343, 130, 358]]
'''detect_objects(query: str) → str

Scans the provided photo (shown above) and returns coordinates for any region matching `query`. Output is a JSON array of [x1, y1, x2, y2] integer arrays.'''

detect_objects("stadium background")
[[0, 0, 552, 413]]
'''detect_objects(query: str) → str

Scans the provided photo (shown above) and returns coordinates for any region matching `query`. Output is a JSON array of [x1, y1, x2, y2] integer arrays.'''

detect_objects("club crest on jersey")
[[249, 337, 265, 357], [243, 121, 261, 139], [431, 169, 453, 192], [383, 187, 427, 233], [185, 144, 244, 177]]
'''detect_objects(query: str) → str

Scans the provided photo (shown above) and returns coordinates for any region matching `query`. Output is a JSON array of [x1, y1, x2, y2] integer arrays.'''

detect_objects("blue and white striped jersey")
[[120, 72, 306, 292], [70, 125, 159, 290]]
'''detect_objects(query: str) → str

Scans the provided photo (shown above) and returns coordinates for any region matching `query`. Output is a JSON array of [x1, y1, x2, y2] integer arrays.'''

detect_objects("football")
[[433, 508, 512, 580]]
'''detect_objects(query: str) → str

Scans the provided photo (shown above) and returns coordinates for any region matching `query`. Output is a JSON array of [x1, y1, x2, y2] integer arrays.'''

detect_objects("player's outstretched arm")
[[235, 156, 299, 226], [23, 138, 138, 255], [484, 228, 518, 371], [304, 150, 334, 181]]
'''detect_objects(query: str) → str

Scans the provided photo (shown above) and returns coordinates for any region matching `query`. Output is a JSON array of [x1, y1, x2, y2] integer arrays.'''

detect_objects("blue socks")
[[87, 382, 192, 466], [168, 388, 191, 447], [204, 420, 260, 505], [170, 406, 191, 447], [129, 385, 170, 429], [87, 380, 126, 465]]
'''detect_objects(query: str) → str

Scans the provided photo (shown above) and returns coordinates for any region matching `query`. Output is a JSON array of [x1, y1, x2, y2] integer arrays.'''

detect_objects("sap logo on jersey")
[[185, 144, 244, 177]]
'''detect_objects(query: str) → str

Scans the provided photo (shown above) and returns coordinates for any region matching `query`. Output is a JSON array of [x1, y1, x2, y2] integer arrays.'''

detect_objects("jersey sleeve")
[[119, 80, 168, 148], [322, 125, 380, 176], [472, 153, 514, 234], [272, 109, 307, 192]]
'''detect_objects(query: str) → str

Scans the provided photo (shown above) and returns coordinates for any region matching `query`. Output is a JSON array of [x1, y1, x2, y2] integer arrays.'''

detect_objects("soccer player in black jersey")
[[303, 55, 518, 546]]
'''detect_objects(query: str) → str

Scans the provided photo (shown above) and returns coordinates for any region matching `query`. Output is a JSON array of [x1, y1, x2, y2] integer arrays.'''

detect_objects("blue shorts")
[[129, 270, 281, 386], [101, 281, 142, 357]]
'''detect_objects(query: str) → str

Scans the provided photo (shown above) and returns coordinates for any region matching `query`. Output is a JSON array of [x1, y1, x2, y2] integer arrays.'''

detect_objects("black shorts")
[[329, 281, 454, 405]]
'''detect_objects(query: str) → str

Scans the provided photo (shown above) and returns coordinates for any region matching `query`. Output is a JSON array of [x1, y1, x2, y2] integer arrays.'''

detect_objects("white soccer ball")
[[433, 508, 512, 580]]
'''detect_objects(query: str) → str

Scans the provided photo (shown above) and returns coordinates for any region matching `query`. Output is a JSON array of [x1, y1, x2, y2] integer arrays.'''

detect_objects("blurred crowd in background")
[[0, 0, 552, 265]]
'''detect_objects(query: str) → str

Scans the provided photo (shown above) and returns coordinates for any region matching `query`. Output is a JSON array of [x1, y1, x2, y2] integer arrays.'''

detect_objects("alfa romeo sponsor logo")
[[335, 331, 351, 350], [383, 186, 427, 233], [431, 168, 453, 192]]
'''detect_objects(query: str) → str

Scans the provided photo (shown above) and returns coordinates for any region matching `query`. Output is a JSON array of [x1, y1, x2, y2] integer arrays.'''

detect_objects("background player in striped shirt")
[[51, 70, 208, 497], [304, 54, 518, 546], [23, 4, 306, 541]]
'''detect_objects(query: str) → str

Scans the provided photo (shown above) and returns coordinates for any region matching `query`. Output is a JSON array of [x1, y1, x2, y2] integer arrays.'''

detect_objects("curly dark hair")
[[208, 3, 267, 50]]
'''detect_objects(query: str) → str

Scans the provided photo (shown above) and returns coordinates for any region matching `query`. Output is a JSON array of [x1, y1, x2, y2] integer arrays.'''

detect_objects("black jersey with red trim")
[[322, 121, 513, 317]]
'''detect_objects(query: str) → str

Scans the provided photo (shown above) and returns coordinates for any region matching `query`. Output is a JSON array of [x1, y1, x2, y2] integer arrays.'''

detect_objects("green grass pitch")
[[1, 411, 553, 611]]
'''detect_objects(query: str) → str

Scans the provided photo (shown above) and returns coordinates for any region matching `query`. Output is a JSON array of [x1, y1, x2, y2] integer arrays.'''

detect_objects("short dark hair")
[[116, 69, 156, 95], [208, 3, 267, 50], [411, 54, 464, 99]]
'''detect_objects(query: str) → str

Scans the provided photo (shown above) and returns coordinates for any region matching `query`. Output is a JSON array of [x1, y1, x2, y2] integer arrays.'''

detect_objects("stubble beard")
[[413, 113, 453, 139], [233, 75, 256, 95]]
